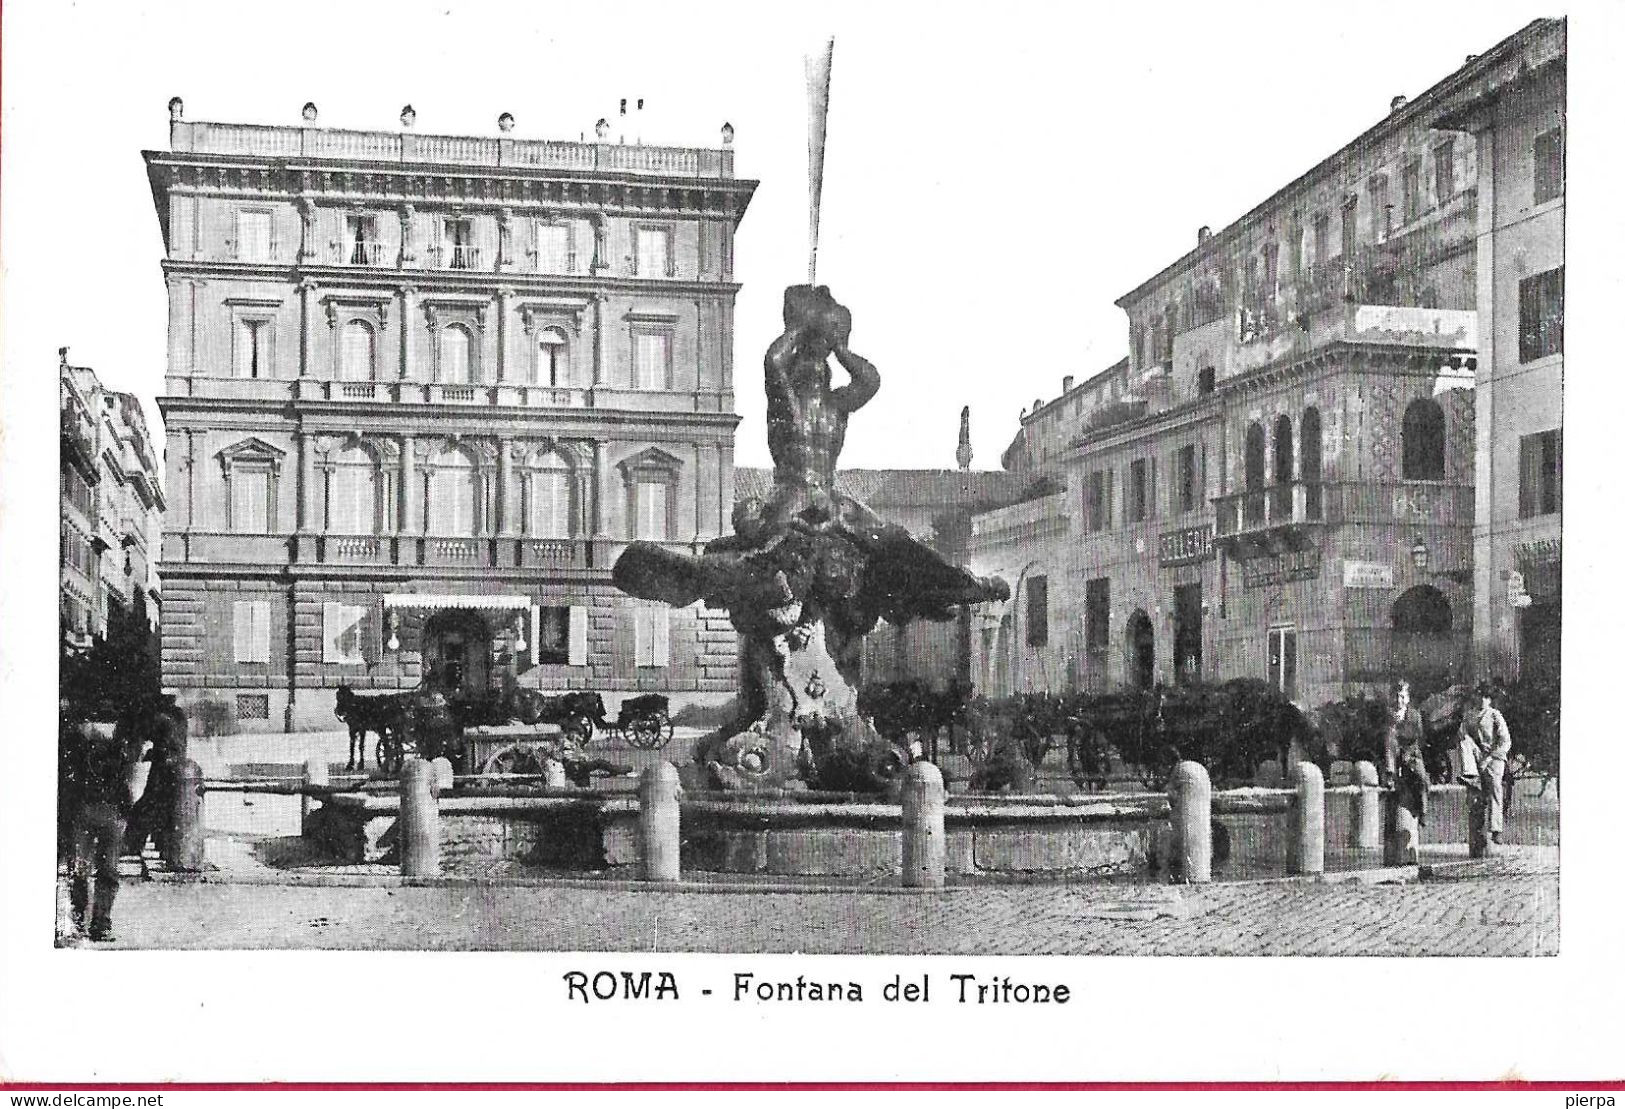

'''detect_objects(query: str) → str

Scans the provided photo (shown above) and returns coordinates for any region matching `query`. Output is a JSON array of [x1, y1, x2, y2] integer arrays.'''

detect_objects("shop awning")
[[383, 593, 531, 611]]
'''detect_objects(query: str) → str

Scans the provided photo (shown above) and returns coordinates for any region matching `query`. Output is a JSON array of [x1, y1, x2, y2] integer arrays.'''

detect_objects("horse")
[[334, 685, 408, 771]]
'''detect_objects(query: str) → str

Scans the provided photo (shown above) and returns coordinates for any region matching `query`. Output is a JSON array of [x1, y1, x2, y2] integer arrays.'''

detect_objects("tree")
[[59, 591, 162, 721]]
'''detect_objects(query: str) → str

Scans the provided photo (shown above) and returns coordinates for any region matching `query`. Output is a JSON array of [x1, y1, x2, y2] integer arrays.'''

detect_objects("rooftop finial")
[[498, 111, 515, 133], [168, 97, 184, 122], [956, 406, 973, 472], [60, 346, 70, 367], [721, 121, 734, 145], [595, 117, 610, 140], [1390, 94, 1408, 112], [301, 102, 318, 123], [400, 104, 417, 129]]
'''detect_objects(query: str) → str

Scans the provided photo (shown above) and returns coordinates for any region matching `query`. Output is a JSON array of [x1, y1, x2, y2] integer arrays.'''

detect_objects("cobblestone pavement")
[[65, 847, 1556, 956]]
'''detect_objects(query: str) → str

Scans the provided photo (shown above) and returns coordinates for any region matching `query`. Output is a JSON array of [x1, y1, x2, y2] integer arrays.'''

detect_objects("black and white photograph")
[[2, 0, 1618, 1088]]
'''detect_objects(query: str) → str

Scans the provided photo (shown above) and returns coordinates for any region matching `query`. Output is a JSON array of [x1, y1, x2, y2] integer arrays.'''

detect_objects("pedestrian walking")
[[1460, 681, 1514, 843], [1382, 677, 1429, 826], [63, 715, 146, 943]]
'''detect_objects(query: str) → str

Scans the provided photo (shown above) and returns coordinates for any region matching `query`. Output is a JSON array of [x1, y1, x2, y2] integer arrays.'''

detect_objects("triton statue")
[[613, 286, 1009, 792]]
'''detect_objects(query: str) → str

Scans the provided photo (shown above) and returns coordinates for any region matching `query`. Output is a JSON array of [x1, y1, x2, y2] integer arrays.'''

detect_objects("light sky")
[[0, 0, 1561, 473]]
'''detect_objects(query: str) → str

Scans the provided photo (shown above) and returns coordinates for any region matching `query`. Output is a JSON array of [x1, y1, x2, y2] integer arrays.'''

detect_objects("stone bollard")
[[430, 756, 455, 796], [1288, 762, 1325, 876], [1352, 761, 1381, 852], [301, 756, 328, 836], [399, 759, 440, 877], [1167, 760, 1212, 884], [1468, 782, 1492, 859], [901, 760, 947, 889], [171, 758, 206, 872], [638, 761, 682, 882], [1383, 787, 1421, 867]]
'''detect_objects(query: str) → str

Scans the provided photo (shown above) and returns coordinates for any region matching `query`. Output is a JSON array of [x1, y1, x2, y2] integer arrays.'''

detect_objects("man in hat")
[[1382, 678, 1429, 826], [62, 713, 146, 943], [1460, 681, 1514, 843]]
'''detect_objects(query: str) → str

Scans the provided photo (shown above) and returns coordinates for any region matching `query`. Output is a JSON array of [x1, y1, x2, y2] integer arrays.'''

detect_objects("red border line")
[[3, 1082, 1625, 1092]]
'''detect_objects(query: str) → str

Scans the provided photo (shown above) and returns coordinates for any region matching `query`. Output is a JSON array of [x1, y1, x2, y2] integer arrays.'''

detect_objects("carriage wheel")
[[627, 716, 662, 750], [482, 744, 546, 776], [564, 714, 595, 745], [658, 712, 675, 750]]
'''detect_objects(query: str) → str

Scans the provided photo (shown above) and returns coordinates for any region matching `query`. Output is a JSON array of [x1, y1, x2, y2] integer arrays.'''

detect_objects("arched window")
[[527, 451, 574, 538], [428, 446, 478, 534], [1243, 421, 1267, 525], [1301, 407, 1324, 518], [1402, 398, 1446, 480], [340, 321, 376, 382], [1392, 585, 1452, 634], [1271, 414, 1295, 518], [439, 324, 472, 384], [329, 445, 378, 534], [1391, 584, 1455, 681], [536, 329, 570, 388]]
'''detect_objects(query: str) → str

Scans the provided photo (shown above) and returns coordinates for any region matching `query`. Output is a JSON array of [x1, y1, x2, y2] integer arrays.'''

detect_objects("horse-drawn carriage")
[[334, 683, 672, 776]]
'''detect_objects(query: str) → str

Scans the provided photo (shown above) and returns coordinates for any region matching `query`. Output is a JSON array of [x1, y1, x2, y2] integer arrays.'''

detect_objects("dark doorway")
[[1391, 585, 1454, 684], [1173, 584, 1203, 686], [421, 609, 492, 697], [1520, 600, 1561, 685], [1126, 609, 1156, 690]]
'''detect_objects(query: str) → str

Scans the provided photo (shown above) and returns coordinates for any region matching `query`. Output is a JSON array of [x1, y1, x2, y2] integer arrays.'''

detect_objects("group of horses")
[[334, 682, 610, 773]]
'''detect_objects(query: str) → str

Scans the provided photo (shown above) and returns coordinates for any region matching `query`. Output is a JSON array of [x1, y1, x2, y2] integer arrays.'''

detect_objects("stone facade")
[[145, 104, 756, 732], [60, 350, 166, 646], [963, 24, 1570, 707], [1434, 21, 1566, 683]]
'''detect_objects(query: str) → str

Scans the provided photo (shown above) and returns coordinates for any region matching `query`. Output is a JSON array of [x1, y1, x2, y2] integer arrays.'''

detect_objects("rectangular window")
[[534, 605, 571, 666], [1198, 367, 1216, 396], [1312, 214, 1330, 265], [322, 602, 369, 665], [1086, 469, 1111, 532], [632, 329, 672, 390], [444, 219, 476, 269], [1534, 127, 1565, 205], [1433, 141, 1455, 204], [235, 319, 270, 379], [1340, 196, 1359, 258], [1026, 575, 1049, 648], [1177, 444, 1199, 514], [1518, 267, 1564, 362], [634, 606, 671, 668], [1401, 160, 1421, 223], [233, 600, 271, 663], [1268, 625, 1298, 700], [230, 468, 272, 532], [635, 481, 669, 541], [1127, 459, 1149, 523], [345, 215, 380, 265], [536, 223, 572, 273], [1519, 429, 1562, 518], [635, 226, 672, 278], [1262, 243, 1279, 296], [235, 210, 272, 262], [529, 469, 572, 538], [1369, 175, 1392, 240], [1085, 578, 1110, 655]]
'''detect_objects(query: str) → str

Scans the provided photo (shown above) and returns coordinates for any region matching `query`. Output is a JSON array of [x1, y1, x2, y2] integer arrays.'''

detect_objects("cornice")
[[158, 258, 743, 298]]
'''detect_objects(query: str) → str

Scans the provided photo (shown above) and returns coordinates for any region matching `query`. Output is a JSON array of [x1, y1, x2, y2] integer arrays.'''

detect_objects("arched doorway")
[[421, 610, 492, 697], [1125, 609, 1156, 690], [1390, 585, 1454, 684]]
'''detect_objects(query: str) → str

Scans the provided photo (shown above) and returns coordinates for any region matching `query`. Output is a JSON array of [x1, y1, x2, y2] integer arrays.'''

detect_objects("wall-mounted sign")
[[1241, 546, 1322, 589], [1342, 560, 1395, 589], [1158, 525, 1215, 567]]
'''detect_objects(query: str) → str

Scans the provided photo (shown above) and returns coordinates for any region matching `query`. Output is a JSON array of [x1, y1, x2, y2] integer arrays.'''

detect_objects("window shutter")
[[1148, 458, 1158, 520], [234, 601, 254, 662], [1519, 434, 1541, 518], [254, 602, 272, 663], [568, 606, 589, 666], [633, 608, 650, 668], [652, 607, 671, 668], [359, 604, 379, 666]]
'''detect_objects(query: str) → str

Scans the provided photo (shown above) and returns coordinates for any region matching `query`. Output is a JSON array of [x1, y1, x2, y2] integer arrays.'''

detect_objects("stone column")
[[297, 432, 316, 533], [1168, 760, 1212, 884], [1288, 761, 1325, 876], [592, 440, 608, 537], [497, 208, 515, 273], [495, 287, 512, 383], [398, 285, 416, 380], [400, 434, 419, 535], [1352, 760, 1381, 851], [638, 762, 682, 882], [590, 291, 607, 387], [399, 759, 440, 877], [901, 761, 947, 888], [298, 279, 318, 377], [497, 438, 516, 536]]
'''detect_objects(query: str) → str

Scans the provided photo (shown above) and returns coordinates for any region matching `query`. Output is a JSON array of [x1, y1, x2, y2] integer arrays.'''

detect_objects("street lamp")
[[1410, 537, 1430, 571]]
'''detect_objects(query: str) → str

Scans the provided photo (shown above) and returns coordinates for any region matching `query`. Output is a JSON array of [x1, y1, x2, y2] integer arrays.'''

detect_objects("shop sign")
[[1241, 546, 1322, 589], [1342, 560, 1394, 589], [1158, 525, 1215, 567]]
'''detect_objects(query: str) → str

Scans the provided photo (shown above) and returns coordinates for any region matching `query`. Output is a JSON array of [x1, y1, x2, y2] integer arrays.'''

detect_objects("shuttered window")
[[236, 210, 272, 262], [635, 481, 669, 541], [1534, 128, 1564, 205], [323, 602, 370, 664], [634, 606, 671, 668], [1519, 430, 1562, 518], [340, 322, 375, 381], [1519, 267, 1564, 363], [1026, 576, 1049, 648], [233, 600, 272, 663], [633, 330, 672, 390], [230, 468, 272, 532], [536, 224, 571, 273], [635, 227, 672, 277]]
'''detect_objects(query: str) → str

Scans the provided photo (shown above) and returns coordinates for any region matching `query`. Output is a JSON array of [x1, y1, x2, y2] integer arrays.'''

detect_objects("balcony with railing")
[[61, 392, 99, 481], [171, 120, 736, 179], [1216, 479, 1471, 553], [332, 240, 388, 266], [427, 243, 484, 271]]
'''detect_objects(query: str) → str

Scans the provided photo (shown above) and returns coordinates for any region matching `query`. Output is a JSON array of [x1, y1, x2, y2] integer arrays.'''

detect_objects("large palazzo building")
[[146, 102, 756, 732], [967, 19, 1563, 708]]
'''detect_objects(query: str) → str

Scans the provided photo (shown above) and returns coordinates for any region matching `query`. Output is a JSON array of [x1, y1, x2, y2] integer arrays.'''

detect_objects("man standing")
[[1461, 681, 1514, 843], [63, 716, 144, 943], [1383, 678, 1430, 826]]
